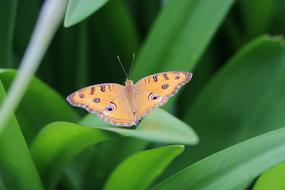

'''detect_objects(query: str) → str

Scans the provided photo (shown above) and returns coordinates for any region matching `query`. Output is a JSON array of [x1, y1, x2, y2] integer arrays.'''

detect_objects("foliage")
[[0, 0, 285, 190]]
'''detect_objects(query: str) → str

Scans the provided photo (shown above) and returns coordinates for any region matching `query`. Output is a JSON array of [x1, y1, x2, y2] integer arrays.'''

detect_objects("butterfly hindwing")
[[134, 90, 169, 121], [97, 94, 136, 126], [67, 83, 124, 113]]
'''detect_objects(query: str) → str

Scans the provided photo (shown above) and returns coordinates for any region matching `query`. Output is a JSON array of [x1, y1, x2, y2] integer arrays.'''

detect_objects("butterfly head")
[[125, 79, 134, 86]]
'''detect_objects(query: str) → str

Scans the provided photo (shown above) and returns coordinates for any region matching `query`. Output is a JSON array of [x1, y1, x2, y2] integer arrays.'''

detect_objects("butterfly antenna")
[[116, 55, 128, 79], [128, 53, 136, 78]]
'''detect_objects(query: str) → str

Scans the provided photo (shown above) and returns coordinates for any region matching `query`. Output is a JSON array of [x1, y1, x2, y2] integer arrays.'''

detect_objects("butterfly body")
[[67, 71, 192, 127]]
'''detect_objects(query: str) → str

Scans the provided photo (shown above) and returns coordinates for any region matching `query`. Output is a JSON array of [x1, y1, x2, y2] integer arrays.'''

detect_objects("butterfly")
[[67, 71, 192, 127]]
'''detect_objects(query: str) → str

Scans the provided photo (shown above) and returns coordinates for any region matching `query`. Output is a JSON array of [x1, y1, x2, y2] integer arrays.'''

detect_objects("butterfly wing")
[[97, 93, 136, 126], [134, 72, 192, 120], [67, 83, 125, 113], [67, 83, 136, 127]]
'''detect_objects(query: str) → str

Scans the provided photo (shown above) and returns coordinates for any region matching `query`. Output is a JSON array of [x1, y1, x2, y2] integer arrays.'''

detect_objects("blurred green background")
[[1, 0, 285, 190]]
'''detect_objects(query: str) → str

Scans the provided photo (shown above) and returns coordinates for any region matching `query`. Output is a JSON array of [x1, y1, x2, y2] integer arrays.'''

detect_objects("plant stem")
[[0, 0, 68, 134]]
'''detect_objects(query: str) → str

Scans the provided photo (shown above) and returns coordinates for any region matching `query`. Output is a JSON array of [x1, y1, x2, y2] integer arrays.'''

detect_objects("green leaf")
[[80, 108, 199, 145], [0, 0, 17, 67], [131, 0, 235, 81], [64, 0, 109, 27], [0, 69, 79, 144], [30, 121, 112, 189], [152, 127, 285, 190], [253, 161, 285, 190], [0, 81, 44, 190], [180, 36, 285, 166], [80, 137, 147, 190], [104, 145, 184, 190]]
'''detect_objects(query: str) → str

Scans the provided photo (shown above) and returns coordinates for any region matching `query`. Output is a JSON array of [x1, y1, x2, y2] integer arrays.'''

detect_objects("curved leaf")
[[30, 122, 112, 189], [152, 127, 285, 190], [104, 145, 184, 190], [179, 36, 285, 167], [65, 0, 109, 27], [0, 69, 79, 143], [80, 108, 199, 145], [0, 81, 44, 190], [253, 161, 285, 190]]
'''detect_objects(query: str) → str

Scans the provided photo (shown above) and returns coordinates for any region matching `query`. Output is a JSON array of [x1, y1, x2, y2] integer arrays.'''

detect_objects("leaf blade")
[[30, 121, 112, 189], [80, 108, 199, 145], [0, 81, 44, 190], [104, 145, 184, 190], [152, 127, 285, 190], [64, 0, 109, 27]]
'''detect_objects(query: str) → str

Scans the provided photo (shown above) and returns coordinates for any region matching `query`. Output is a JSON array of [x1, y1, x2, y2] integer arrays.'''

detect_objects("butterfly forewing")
[[134, 72, 192, 97], [134, 71, 192, 120], [67, 83, 124, 113]]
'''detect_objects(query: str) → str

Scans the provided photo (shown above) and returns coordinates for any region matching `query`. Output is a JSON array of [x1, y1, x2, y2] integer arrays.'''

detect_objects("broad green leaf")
[[64, 0, 109, 27], [30, 122, 112, 189], [0, 69, 79, 144], [0, 81, 44, 190], [179, 36, 285, 167], [253, 161, 285, 190], [131, 0, 235, 81], [104, 145, 184, 190], [152, 127, 285, 190], [0, 0, 17, 67], [80, 108, 199, 145]]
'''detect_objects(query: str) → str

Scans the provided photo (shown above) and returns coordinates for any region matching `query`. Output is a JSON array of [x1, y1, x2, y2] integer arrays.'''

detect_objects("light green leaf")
[[253, 161, 285, 190], [152, 127, 285, 190], [131, 0, 235, 81], [0, 81, 44, 190], [0, 69, 79, 144], [30, 122, 112, 189], [80, 108, 199, 145], [104, 145, 184, 190], [64, 0, 109, 27]]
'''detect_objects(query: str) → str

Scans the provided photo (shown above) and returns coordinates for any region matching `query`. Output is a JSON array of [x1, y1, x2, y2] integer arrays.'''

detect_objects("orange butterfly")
[[67, 71, 192, 127]]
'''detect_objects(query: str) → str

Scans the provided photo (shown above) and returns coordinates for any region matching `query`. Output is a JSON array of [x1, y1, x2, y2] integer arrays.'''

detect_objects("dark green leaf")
[[239, 0, 275, 39], [131, 0, 235, 81], [0, 0, 17, 67]]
